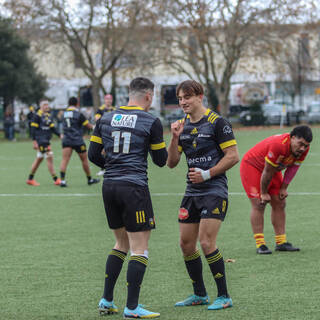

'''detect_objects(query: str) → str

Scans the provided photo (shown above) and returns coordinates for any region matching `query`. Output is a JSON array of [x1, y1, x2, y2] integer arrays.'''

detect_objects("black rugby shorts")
[[178, 195, 228, 223], [102, 180, 155, 232]]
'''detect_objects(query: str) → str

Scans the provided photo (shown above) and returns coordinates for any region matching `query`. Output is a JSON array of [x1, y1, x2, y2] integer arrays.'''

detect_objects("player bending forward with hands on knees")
[[240, 125, 313, 254], [167, 80, 239, 311]]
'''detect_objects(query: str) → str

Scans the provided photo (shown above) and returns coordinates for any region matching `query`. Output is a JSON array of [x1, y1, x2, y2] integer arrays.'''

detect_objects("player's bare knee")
[[271, 198, 286, 210], [180, 238, 196, 255], [199, 237, 215, 254], [252, 202, 265, 212]]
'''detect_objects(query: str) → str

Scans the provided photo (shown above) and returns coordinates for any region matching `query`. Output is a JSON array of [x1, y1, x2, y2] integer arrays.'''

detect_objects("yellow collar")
[[119, 106, 144, 111]]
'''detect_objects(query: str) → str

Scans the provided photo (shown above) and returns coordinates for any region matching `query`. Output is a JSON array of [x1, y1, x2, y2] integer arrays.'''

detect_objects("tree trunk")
[[91, 78, 101, 110], [218, 89, 229, 118], [110, 69, 117, 105], [205, 82, 219, 112]]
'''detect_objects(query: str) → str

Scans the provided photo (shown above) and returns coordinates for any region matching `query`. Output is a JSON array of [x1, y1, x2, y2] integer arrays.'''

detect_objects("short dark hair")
[[129, 77, 154, 93], [290, 125, 313, 143], [176, 80, 204, 97], [68, 96, 78, 106]]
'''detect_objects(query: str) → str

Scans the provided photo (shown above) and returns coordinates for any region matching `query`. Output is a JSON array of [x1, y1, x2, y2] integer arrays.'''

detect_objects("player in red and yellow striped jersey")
[[240, 126, 313, 254]]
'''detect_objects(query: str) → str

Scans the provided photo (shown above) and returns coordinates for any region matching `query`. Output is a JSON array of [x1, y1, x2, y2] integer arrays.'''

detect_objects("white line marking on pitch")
[[1, 192, 320, 197]]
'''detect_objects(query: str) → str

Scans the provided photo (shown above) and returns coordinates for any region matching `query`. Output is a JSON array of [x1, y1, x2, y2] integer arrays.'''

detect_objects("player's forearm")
[[167, 137, 181, 168], [88, 142, 105, 168], [260, 170, 274, 194], [30, 127, 36, 140], [51, 127, 60, 137], [283, 165, 299, 185], [151, 148, 168, 167], [209, 147, 239, 177]]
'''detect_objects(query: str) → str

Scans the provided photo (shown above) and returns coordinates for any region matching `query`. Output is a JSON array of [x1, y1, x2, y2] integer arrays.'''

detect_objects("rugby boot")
[[175, 294, 209, 307], [88, 178, 100, 185], [256, 244, 272, 254], [54, 178, 61, 186], [98, 298, 118, 315], [60, 180, 67, 187], [208, 296, 233, 310], [275, 242, 300, 252], [26, 179, 40, 186], [123, 305, 160, 319]]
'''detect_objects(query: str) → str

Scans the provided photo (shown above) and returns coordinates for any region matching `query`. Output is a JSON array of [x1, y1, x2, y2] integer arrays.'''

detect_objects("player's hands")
[[60, 134, 64, 139], [33, 140, 38, 150], [260, 193, 271, 205], [188, 167, 211, 183], [171, 120, 184, 139], [279, 188, 288, 200]]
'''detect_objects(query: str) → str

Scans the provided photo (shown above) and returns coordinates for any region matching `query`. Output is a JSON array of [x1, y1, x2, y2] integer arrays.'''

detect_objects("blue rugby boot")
[[123, 305, 160, 319], [175, 294, 209, 307], [208, 296, 233, 310], [98, 298, 118, 315]]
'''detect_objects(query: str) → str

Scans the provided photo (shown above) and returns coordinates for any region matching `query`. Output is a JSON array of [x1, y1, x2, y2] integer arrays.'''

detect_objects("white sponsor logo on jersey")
[[223, 125, 232, 134], [111, 114, 137, 128], [187, 155, 212, 165]]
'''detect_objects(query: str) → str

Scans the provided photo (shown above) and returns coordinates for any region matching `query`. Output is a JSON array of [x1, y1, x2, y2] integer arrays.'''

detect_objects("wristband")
[[194, 168, 211, 181]]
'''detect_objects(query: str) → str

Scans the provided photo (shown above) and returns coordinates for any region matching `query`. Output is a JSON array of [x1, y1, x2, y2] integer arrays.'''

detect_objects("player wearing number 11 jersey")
[[88, 77, 167, 318]]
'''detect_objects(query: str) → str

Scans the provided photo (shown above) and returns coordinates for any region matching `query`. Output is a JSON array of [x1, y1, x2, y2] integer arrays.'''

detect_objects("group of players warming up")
[[26, 77, 313, 318], [87, 77, 313, 319], [26, 96, 105, 187]]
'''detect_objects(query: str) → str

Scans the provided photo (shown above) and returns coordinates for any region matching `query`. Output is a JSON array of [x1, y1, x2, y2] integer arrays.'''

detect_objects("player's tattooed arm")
[[260, 162, 277, 203]]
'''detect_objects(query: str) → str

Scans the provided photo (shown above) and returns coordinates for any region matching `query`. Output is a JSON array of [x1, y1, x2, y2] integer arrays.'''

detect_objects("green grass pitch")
[[0, 126, 319, 319]]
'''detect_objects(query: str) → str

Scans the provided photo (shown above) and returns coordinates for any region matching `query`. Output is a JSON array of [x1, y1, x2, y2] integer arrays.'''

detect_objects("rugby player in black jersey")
[[167, 80, 239, 311], [89, 77, 167, 319], [26, 100, 61, 186], [59, 97, 99, 187]]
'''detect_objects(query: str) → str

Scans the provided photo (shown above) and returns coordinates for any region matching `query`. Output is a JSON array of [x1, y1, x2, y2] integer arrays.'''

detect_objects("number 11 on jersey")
[[112, 131, 131, 153]]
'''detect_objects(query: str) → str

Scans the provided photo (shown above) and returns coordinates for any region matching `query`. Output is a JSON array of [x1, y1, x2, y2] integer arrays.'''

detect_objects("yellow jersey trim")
[[31, 122, 39, 128], [82, 120, 89, 126], [178, 145, 183, 153], [66, 107, 76, 111], [120, 106, 144, 110], [150, 142, 166, 150], [95, 114, 102, 119], [49, 123, 55, 128], [265, 157, 278, 167], [90, 135, 103, 144], [219, 139, 237, 150], [205, 108, 210, 116]]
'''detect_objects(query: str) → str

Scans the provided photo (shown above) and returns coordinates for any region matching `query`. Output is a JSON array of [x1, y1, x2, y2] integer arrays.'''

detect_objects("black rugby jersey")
[[89, 106, 167, 186], [178, 109, 237, 197], [30, 110, 58, 145], [95, 104, 116, 120], [62, 107, 88, 146]]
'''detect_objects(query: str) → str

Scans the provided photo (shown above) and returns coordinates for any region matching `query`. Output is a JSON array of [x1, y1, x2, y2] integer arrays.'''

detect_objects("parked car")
[[306, 102, 320, 123], [240, 102, 303, 126]]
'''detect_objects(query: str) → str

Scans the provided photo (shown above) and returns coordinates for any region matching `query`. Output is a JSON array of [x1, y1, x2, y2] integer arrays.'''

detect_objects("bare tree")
[[156, 0, 315, 116], [267, 26, 319, 107], [4, 0, 158, 107]]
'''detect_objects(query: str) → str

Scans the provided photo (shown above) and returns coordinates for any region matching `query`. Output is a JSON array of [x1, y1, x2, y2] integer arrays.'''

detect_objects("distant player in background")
[[88, 77, 167, 319], [59, 97, 99, 187], [240, 125, 313, 254], [167, 80, 239, 311], [95, 94, 116, 121], [26, 100, 61, 186], [27, 105, 36, 138], [95, 94, 116, 176]]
